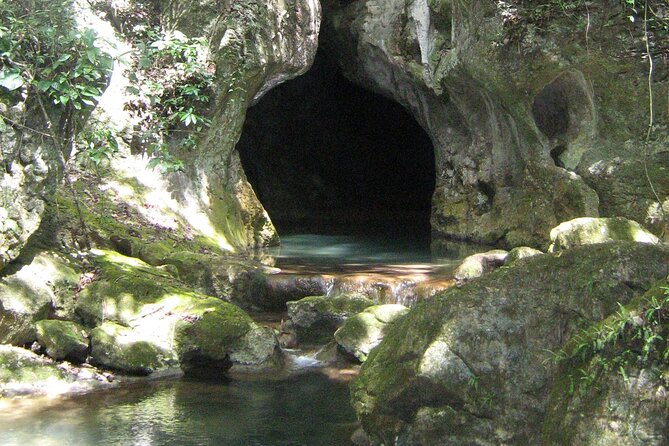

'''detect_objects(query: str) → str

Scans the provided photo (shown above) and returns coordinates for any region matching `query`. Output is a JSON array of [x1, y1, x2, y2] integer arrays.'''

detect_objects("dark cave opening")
[[236, 51, 435, 242]]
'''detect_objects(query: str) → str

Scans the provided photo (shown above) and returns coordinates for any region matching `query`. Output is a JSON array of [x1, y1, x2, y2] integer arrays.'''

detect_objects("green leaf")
[[0, 69, 24, 91], [86, 48, 97, 64], [35, 80, 52, 92], [146, 157, 162, 170]]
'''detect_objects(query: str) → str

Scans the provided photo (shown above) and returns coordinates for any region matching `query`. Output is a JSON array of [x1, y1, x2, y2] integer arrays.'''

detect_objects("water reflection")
[[1, 373, 357, 446]]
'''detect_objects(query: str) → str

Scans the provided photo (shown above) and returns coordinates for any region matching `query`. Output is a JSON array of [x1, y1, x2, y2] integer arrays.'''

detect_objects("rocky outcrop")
[[320, 0, 667, 246], [335, 304, 409, 362], [548, 217, 660, 253], [0, 111, 59, 272], [153, 0, 322, 250], [351, 242, 669, 444]]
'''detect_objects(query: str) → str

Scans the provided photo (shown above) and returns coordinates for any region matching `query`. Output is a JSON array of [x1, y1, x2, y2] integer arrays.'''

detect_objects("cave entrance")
[[237, 51, 435, 244]]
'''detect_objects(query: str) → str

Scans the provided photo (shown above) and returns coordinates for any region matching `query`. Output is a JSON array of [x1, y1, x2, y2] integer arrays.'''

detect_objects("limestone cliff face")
[[0, 84, 62, 273], [321, 0, 667, 247], [149, 0, 322, 249]]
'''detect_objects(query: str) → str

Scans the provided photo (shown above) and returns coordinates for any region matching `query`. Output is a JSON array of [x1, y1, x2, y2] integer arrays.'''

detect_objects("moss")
[[335, 304, 409, 362], [90, 321, 174, 375], [0, 345, 70, 387], [174, 305, 253, 362], [35, 319, 89, 362], [287, 294, 376, 344]]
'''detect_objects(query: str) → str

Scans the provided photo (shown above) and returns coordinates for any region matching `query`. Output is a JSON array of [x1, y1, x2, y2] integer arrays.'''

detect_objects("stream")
[[1, 235, 477, 445]]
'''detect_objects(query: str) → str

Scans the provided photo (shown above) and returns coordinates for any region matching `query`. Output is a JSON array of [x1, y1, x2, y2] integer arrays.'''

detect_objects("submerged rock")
[[335, 304, 409, 362], [351, 242, 669, 445], [453, 249, 508, 286], [287, 294, 375, 344], [548, 217, 660, 253], [35, 320, 89, 363]]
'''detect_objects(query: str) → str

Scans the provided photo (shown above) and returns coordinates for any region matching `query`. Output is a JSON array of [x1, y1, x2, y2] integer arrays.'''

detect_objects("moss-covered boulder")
[[35, 320, 89, 363], [453, 249, 508, 286], [351, 242, 669, 445], [90, 321, 175, 376], [0, 250, 79, 345], [334, 304, 409, 362], [287, 294, 376, 344], [548, 217, 660, 253], [77, 250, 280, 375], [0, 344, 112, 397]]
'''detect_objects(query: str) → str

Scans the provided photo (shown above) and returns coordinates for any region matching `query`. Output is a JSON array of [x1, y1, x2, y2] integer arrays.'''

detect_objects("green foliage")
[[79, 126, 119, 172], [125, 28, 213, 173], [0, 0, 112, 119], [549, 284, 669, 397]]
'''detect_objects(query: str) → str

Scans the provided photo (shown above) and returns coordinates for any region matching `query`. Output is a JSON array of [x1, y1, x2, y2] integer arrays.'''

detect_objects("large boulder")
[[0, 250, 80, 345], [548, 217, 660, 253], [76, 250, 281, 376], [287, 293, 375, 344], [35, 319, 89, 363], [335, 304, 409, 362], [351, 242, 669, 444]]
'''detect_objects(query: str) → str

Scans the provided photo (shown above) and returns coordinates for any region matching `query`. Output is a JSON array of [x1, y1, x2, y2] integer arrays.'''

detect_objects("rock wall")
[[0, 104, 59, 271], [320, 0, 668, 247], [168, 0, 322, 249]]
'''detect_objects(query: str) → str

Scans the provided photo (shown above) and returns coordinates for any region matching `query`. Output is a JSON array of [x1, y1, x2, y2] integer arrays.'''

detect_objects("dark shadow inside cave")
[[236, 51, 435, 242]]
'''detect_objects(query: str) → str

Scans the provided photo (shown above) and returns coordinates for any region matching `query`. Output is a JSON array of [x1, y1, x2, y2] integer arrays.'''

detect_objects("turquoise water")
[[1, 373, 358, 446]]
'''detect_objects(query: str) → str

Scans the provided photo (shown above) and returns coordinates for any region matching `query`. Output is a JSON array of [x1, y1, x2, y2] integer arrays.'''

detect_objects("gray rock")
[[548, 217, 660, 253], [505, 246, 544, 264], [90, 321, 176, 376], [0, 250, 79, 345], [335, 304, 409, 361], [0, 344, 113, 397], [453, 249, 508, 286], [287, 293, 375, 344]]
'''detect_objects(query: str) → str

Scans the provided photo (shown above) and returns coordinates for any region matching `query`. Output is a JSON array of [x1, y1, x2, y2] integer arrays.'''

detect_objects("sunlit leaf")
[[0, 68, 24, 91]]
